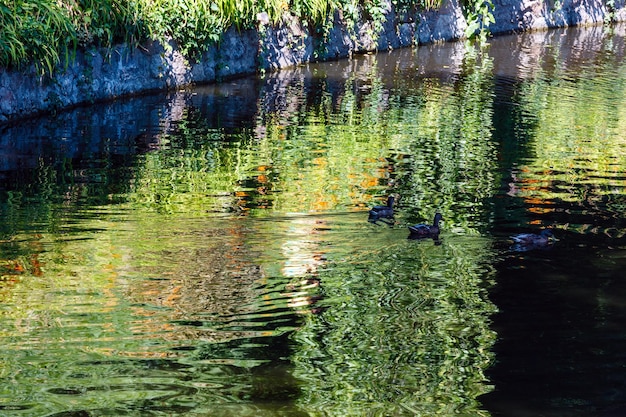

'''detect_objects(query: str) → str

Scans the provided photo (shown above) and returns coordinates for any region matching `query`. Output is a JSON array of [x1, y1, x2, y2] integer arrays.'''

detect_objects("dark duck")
[[368, 195, 396, 224], [408, 212, 443, 239], [510, 229, 555, 251]]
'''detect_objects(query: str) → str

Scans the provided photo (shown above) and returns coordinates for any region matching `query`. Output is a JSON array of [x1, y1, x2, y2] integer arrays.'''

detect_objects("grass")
[[0, 0, 442, 75]]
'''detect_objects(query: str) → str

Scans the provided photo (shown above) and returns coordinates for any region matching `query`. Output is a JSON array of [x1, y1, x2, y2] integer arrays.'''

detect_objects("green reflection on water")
[[2, 26, 626, 416], [504, 41, 626, 236], [292, 235, 496, 416], [0, 47, 500, 414]]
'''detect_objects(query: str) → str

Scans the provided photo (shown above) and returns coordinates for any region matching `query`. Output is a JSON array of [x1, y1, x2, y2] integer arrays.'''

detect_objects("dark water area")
[[2, 24, 626, 416]]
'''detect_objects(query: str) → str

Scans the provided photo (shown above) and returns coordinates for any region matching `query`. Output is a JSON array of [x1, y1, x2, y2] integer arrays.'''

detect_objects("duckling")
[[510, 229, 555, 251], [368, 195, 396, 224], [408, 212, 443, 238]]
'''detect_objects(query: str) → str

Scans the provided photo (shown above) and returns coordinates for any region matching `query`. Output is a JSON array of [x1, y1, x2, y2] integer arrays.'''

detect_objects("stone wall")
[[1, 0, 625, 124]]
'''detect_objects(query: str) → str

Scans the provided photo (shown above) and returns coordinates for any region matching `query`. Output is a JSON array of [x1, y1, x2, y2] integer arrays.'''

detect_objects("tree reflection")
[[292, 236, 497, 415]]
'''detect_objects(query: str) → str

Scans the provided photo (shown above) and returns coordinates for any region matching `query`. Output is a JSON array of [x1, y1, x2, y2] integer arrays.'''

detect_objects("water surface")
[[1, 24, 626, 416]]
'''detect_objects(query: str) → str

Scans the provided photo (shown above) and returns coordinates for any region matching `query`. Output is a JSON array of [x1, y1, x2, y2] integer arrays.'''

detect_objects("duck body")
[[510, 229, 555, 251], [511, 229, 554, 244], [368, 195, 395, 223], [408, 213, 443, 238]]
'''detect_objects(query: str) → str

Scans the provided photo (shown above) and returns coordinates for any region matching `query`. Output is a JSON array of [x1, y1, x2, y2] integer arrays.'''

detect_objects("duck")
[[510, 229, 555, 251], [368, 195, 396, 223], [408, 212, 443, 238]]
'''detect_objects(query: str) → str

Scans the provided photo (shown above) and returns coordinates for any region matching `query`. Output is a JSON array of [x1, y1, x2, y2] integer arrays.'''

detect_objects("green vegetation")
[[1, 0, 495, 75], [0, 0, 77, 75], [462, 0, 495, 41]]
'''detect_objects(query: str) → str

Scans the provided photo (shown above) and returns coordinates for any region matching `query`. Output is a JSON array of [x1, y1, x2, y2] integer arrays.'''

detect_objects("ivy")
[[462, 0, 495, 42]]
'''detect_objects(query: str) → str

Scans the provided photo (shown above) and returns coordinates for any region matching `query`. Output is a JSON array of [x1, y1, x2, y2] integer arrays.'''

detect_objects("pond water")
[[2, 24, 626, 416]]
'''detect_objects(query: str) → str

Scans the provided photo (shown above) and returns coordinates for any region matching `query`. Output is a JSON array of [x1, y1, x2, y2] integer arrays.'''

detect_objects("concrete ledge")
[[1, 0, 624, 124]]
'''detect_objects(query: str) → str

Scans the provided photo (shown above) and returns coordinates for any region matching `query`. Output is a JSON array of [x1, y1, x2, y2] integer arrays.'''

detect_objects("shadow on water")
[[482, 239, 626, 417], [2, 23, 626, 416]]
